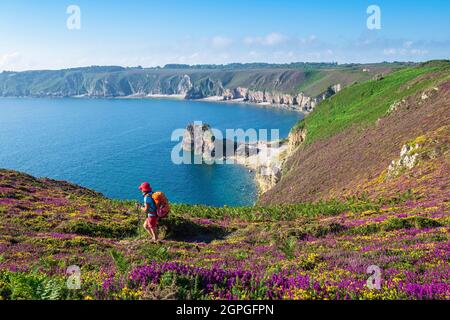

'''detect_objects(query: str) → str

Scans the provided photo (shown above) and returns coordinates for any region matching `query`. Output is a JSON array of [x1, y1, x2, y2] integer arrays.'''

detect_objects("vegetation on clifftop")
[[291, 60, 450, 145], [0, 63, 402, 98]]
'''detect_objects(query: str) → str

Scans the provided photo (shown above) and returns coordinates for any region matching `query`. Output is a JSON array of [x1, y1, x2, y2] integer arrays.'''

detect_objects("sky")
[[0, 0, 449, 71]]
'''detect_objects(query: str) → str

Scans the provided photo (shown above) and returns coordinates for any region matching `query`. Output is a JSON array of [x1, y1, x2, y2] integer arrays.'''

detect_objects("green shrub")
[[413, 217, 442, 229], [278, 236, 298, 260], [162, 217, 230, 242], [383, 218, 415, 231], [57, 220, 136, 239], [37, 278, 65, 300], [109, 249, 130, 274], [0, 272, 67, 300], [140, 244, 172, 262], [348, 216, 442, 235]]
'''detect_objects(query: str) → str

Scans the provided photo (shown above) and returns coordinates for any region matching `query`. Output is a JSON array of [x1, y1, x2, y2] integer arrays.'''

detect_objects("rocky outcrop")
[[287, 127, 307, 153], [235, 84, 342, 112], [181, 121, 292, 195], [231, 140, 288, 195], [255, 164, 283, 194], [182, 123, 242, 162], [387, 144, 420, 178], [182, 123, 216, 162], [176, 75, 193, 95], [245, 91, 265, 104], [253, 126, 308, 194], [185, 78, 224, 99], [247, 125, 309, 195], [223, 87, 248, 100], [386, 126, 449, 179]]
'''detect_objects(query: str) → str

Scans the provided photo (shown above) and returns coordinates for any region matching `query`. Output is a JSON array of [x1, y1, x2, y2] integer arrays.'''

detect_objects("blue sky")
[[0, 0, 449, 71]]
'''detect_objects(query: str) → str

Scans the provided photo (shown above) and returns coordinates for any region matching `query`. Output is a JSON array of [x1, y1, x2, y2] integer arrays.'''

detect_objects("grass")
[[0, 158, 448, 300], [170, 191, 416, 222], [347, 216, 444, 236], [0, 60, 449, 300], [291, 61, 450, 145], [295, 70, 326, 94]]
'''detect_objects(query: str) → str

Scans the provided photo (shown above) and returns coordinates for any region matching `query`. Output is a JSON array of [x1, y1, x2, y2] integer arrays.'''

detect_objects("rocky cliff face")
[[179, 76, 341, 112], [181, 77, 341, 112], [182, 123, 216, 162], [240, 84, 341, 112], [185, 78, 224, 99], [0, 65, 361, 111], [259, 62, 450, 205], [250, 126, 309, 195], [287, 127, 308, 153], [223, 87, 248, 100]]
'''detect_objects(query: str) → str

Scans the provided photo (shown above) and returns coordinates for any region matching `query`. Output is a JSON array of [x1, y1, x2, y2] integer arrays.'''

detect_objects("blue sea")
[[0, 98, 303, 206]]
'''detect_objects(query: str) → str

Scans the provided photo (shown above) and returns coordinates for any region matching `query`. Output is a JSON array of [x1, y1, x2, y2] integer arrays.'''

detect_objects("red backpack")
[[151, 191, 170, 218]]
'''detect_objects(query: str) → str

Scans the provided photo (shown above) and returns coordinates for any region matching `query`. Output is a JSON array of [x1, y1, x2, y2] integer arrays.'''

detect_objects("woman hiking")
[[138, 182, 159, 242]]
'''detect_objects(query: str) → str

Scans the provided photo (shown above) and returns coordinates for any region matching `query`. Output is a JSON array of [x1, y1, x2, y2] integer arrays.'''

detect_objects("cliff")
[[181, 123, 219, 163], [0, 63, 401, 111], [260, 60, 450, 204]]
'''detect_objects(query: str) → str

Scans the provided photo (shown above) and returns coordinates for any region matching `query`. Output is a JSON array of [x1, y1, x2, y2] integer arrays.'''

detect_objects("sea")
[[0, 98, 303, 206]]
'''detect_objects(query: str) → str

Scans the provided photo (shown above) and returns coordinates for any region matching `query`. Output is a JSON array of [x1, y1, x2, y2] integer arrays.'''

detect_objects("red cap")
[[138, 182, 152, 192]]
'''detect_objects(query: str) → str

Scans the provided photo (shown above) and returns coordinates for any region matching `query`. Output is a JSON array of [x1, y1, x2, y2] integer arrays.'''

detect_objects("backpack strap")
[[144, 193, 157, 213]]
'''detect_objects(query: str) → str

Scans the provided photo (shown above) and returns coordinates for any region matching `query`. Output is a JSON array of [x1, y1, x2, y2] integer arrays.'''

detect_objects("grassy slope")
[[261, 61, 450, 205], [295, 66, 396, 97], [1, 128, 449, 300], [293, 61, 450, 145], [0, 61, 449, 300]]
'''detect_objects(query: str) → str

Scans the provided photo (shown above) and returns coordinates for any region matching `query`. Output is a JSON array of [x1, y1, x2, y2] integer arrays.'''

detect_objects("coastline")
[[123, 93, 307, 112], [194, 95, 306, 113], [120, 93, 186, 100], [0, 93, 309, 113], [229, 140, 292, 196], [72, 93, 307, 113], [1, 93, 304, 201], [230, 123, 306, 197]]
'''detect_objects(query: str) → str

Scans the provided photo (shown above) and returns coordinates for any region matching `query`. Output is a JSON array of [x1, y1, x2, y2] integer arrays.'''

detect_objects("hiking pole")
[[135, 201, 142, 238]]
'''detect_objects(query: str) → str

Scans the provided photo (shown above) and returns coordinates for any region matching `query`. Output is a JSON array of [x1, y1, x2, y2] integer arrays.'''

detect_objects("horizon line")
[[1, 59, 438, 73]]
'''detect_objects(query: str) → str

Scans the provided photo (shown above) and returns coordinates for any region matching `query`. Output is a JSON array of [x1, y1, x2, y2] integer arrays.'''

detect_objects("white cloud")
[[211, 36, 233, 49], [383, 48, 397, 55], [410, 49, 429, 55], [244, 32, 288, 46], [264, 32, 288, 46], [0, 52, 22, 71], [403, 41, 414, 48], [384, 46, 429, 57], [300, 35, 317, 44]]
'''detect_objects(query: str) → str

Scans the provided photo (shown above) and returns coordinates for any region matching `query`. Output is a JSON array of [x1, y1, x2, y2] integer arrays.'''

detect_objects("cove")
[[0, 97, 303, 206]]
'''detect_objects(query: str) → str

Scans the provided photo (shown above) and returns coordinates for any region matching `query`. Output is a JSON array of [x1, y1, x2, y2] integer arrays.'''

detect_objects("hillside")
[[260, 60, 450, 204], [0, 63, 402, 111], [1, 140, 449, 300], [0, 61, 449, 300]]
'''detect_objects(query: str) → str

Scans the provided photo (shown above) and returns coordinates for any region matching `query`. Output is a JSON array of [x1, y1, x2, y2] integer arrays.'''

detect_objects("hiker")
[[138, 182, 159, 242]]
